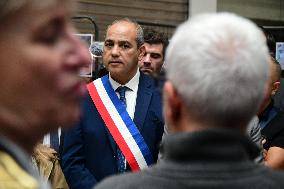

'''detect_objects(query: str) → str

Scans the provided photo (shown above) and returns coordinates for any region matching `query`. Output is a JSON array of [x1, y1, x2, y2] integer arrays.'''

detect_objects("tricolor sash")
[[87, 75, 153, 171]]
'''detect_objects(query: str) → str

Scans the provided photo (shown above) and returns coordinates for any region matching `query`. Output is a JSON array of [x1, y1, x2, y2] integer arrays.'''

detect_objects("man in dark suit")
[[95, 13, 284, 189], [258, 57, 284, 169], [61, 18, 164, 189]]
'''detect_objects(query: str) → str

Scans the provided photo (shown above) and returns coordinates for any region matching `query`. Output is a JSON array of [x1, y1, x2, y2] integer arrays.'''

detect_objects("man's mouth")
[[109, 60, 122, 64]]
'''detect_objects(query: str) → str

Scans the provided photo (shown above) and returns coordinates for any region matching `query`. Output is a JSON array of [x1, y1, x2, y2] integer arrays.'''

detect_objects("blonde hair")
[[0, 0, 70, 21]]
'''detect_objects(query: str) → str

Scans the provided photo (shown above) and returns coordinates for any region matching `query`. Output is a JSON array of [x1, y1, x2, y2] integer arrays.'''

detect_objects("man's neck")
[[109, 69, 139, 85]]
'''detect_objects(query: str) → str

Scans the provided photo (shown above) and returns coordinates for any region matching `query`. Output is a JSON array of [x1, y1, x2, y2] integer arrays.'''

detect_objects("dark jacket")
[[61, 73, 164, 189], [95, 129, 284, 189], [259, 101, 284, 150]]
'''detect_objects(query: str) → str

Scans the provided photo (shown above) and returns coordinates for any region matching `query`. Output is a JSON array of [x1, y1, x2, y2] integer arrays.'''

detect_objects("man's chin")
[[140, 68, 153, 75], [107, 66, 123, 74]]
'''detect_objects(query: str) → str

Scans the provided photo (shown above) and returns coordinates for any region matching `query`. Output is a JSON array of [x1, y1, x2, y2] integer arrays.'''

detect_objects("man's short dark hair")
[[107, 18, 144, 48], [143, 28, 168, 57], [271, 56, 282, 81], [259, 26, 276, 57]]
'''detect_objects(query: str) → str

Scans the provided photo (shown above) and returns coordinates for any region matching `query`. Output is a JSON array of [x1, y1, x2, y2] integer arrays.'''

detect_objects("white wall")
[[217, 0, 284, 21], [189, 0, 217, 17]]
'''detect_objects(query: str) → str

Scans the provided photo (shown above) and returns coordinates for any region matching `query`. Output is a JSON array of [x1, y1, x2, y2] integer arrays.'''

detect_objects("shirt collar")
[[109, 69, 140, 91]]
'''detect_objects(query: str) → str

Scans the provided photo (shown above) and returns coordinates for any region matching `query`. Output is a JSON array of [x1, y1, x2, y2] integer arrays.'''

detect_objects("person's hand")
[[262, 138, 267, 160]]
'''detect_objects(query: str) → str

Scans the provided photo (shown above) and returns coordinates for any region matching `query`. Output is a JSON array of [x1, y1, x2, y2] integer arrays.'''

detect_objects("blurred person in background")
[[262, 28, 284, 112], [138, 28, 168, 75], [32, 143, 69, 189], [258, 56, 284, 169], [0, 0, 91, 188]]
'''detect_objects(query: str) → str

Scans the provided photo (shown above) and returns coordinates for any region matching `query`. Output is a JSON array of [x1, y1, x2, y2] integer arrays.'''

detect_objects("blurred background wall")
[[74, 0, 284, 41]]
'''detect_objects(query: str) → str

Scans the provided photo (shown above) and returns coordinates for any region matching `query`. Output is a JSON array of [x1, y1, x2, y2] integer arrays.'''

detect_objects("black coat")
[[95, 129, 284, 189]]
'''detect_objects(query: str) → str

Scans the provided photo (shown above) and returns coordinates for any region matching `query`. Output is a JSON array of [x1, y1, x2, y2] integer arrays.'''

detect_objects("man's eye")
[[104, 43, 113, 48], [151, 54, 161, 59], [121, 43, 130, 49]]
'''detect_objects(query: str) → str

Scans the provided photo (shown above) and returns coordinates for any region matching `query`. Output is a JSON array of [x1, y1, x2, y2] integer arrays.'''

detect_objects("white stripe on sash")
[[93, 79, 148, 169]]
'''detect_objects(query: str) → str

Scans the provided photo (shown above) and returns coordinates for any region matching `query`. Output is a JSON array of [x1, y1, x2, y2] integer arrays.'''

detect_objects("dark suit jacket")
[[61, 73, 164, 189]]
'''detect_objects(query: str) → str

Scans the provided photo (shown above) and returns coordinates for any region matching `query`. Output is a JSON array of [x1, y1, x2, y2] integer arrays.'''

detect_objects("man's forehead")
[[105, 30, 137, 46], [145, 43, 163, 53], [104, 38, 132, 44]]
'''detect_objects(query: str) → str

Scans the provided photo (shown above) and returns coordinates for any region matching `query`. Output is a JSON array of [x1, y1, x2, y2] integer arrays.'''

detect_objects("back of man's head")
[[258, 57, 281, 114], [165, 13, 269, 129]]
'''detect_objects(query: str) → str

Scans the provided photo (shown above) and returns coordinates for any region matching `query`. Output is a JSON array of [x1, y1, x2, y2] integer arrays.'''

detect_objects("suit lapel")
[[134, 73, 153, 131]]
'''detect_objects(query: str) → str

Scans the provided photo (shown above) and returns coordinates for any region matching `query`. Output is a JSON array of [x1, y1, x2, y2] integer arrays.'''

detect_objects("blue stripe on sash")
[[101, 75, 153, 166]]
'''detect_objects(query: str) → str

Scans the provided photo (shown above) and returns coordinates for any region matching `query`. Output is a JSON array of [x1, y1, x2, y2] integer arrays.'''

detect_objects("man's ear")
[[271, 81, 281, 96], [163, 81, 182, 132], [138, 45, 145, 62]]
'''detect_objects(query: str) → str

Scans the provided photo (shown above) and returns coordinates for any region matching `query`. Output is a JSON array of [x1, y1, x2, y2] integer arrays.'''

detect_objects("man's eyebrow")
[[151, 53, 162, 56], [104, 39, 113, 42], [104, 39, 131, 44], [118, 40, 131, 44]]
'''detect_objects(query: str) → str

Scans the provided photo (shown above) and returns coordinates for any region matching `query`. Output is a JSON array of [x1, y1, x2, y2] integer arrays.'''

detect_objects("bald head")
[[106, 18, 144, 48]]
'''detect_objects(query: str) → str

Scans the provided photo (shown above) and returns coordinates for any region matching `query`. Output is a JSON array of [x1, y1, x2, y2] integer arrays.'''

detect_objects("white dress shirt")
[[42, 128, 61, 146], [109, 69, 140, 120]]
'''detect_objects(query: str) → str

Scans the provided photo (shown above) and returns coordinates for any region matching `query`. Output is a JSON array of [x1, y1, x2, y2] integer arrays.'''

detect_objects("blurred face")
[[0, 1, 91, 135], [103, 21, 142, 84], [258, 58, 280, 114], [139, 43, 164, 75]]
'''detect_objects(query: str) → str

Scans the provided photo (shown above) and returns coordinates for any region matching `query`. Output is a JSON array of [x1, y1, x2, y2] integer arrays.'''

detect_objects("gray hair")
[[107, 18, 144, 48], [165, 13, 269, 128]]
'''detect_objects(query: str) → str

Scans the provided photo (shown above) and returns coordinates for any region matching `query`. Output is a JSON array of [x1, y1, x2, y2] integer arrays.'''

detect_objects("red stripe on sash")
[[87, 83, 140, 171]]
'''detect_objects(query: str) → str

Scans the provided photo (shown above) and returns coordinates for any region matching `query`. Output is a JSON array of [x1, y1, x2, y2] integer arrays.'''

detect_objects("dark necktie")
[[50, 130, 59, 153], [116, 86, 127, 106], [116, 86, 127, 172]]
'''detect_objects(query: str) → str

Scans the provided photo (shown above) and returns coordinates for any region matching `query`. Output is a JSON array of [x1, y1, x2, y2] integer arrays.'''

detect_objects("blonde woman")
[[0, 0, 91, 188]]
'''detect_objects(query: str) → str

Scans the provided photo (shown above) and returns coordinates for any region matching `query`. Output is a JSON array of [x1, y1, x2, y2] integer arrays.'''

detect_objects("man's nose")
[[144, 53, 151, 64], [111, 45, 120, 57]]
